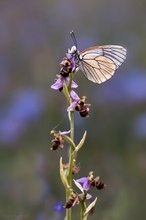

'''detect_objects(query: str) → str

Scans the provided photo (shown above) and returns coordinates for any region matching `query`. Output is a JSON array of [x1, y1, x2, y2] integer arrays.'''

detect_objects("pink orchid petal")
[[51, 78, 63, 90], [70, 90, 80, 101], [67, 101, 78, 111]]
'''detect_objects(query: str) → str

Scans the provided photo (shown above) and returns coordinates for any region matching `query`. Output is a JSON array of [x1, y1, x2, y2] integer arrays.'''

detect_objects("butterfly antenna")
[[70, 30, 78, 48]]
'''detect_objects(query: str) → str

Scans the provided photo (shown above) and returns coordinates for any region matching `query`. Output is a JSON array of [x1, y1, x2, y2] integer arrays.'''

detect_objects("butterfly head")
[[68, 46, 77, 54], [71, 45, 77, 53], [68, 46, 82, 64]]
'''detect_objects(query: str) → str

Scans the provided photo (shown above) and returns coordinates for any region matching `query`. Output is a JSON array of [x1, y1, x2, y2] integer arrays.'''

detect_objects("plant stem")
[[67, 111, 74, 184], [81, 201, 86, 220], [65, 200, 71, 220], [66, 110, 74, 220], [62, 74, 75, 220]]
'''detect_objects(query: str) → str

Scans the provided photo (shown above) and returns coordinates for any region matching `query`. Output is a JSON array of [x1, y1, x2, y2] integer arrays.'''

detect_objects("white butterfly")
[[68, 31, 127, 84]]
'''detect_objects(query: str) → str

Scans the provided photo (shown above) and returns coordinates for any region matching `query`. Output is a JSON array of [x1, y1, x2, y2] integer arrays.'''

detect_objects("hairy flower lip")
[[67, 90, 90, 118], [66, 53, 76, 72], [59, 53, 76, 77], [50, 130, 65, 150]]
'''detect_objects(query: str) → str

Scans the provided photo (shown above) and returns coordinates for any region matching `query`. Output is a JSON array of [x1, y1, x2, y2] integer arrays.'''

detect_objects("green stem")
[[81, 201, 86, 220], [63, 81, 71, 106], [68, 72, 73, 93], [66, 111, 74, 220], [65, 200, 71, 220], [67, 111, 74, 184], [63, 75, 74, 220]]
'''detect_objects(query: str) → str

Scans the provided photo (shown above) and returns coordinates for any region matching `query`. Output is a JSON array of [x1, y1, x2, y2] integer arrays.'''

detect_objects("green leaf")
[[84, 197, 97, 217], [75, 131, 87, 153], [62, 134, 76, 150], [62, 80, 71, 105], [60, 157, 70, 189], [73, 179, 84, 192]]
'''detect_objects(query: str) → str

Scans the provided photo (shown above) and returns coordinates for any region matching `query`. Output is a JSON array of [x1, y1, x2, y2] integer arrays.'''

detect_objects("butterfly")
[[68, 31, 127, 84]]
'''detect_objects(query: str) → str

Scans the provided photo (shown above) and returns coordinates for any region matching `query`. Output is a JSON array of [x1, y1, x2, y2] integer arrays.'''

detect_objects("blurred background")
[[0, 0, 146, 219]]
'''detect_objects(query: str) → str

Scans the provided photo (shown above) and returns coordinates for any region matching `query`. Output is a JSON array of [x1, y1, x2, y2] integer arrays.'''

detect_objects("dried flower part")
[[88, 172, 105, 190], [72, 163, 80, 174], [60, 53, 76, 77], [63, 162, 80, 174], [50, 130, 64, 150], [62, 163, 68, 170], [64, 191, 91, 209], [64, 197, 75, 209], [90, 177, 106, 190], [88, 171, 94, 181], [64, 192, 79, 209]]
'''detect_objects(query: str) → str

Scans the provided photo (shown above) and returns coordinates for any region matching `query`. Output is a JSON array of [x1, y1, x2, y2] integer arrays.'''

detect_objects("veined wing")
[[79, 45, 127, 84]]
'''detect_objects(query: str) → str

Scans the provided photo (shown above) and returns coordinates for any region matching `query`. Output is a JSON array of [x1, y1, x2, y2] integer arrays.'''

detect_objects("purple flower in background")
[[54, 201, 64, 212], [51, 75, 78, 91], [76, 177, 91, 191], [0, 88, 45, 144]]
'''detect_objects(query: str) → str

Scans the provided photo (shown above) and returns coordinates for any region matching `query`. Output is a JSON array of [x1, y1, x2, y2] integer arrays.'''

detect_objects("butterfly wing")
[[79, 45, 127, 84]]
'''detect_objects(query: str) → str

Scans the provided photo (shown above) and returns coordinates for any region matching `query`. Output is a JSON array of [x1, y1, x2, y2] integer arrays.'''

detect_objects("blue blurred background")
[[0, 0, 146, 219]]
